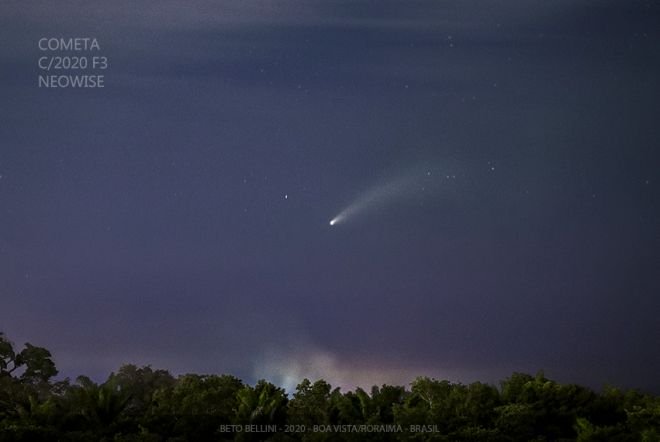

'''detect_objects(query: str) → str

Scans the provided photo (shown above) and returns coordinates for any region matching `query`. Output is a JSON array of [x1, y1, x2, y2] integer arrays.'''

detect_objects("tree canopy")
[[0, 332, 658, 441]]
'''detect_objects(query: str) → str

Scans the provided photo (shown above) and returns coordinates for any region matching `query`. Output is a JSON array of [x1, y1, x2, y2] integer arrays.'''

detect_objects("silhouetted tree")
[[1, 331, 659, 441]]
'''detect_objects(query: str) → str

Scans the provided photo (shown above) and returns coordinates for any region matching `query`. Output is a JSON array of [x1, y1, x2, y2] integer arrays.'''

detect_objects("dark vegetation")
[[1, 332, 659, 441]]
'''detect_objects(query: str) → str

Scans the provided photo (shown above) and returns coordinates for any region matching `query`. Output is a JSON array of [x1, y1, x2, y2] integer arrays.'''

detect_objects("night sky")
[[1, 1, 659, 392]]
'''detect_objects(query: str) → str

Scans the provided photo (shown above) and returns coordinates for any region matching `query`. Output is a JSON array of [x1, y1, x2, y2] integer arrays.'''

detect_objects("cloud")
[[252, 341, 471, 392]]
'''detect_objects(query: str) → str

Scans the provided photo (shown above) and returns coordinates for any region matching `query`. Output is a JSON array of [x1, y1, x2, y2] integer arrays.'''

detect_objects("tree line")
[[1, 332, 659, 441]]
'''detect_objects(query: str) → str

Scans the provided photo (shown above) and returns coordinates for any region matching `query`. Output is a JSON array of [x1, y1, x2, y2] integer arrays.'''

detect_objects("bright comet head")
[[329, 214, 344, 226]]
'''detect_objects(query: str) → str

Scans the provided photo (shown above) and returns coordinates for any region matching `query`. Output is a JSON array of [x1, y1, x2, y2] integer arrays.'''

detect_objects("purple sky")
[[1, 0, 659, 392]]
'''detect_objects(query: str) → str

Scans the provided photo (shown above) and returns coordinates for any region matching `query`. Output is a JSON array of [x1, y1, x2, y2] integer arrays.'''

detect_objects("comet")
[[328, 166, 454, 226], [329, 214, 345, 226]]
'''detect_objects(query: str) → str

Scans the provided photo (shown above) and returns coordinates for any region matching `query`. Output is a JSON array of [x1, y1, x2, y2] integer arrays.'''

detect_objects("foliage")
[[0, 332, 659, 441]]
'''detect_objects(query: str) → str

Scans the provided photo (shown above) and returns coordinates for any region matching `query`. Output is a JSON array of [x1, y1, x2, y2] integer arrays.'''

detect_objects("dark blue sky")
[[1, 0, 659, 392]]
